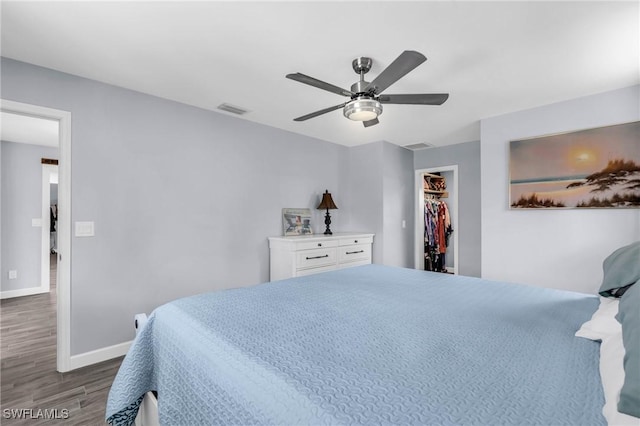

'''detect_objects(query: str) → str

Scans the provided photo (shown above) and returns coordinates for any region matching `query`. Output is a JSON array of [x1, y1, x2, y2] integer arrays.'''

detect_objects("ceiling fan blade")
[[286, 73, 353, 97], [363, 118, 379, 128], [379, 93, 449, 105], [364, 50, 427, 95], [293, 103, 346, 121]]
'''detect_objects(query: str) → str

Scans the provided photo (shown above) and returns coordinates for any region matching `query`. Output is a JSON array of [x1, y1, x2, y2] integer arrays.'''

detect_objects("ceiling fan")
[[286, 50, 449, 128]]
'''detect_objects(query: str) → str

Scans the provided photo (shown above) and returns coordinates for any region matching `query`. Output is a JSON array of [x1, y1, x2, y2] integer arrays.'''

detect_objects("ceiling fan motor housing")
[[350, 80, 371, 94]]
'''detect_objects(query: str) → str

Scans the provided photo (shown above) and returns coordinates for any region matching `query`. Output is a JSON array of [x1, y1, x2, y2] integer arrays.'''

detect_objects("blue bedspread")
[[106, 264, 605, 425]]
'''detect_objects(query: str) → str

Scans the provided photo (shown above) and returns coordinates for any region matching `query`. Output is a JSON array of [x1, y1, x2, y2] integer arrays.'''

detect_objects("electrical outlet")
[[8, 270, 17, 280]]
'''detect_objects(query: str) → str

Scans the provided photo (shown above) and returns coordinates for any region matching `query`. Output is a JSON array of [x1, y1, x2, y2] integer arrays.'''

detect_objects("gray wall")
[[1, 58, 352, 354], [414, 140, 482, 277], [344, 142, 384, 262], [382, 142, 414, 267], [1, 141, 58, 291], [481, 85, 639, 293], [344, 141, 414, 268]]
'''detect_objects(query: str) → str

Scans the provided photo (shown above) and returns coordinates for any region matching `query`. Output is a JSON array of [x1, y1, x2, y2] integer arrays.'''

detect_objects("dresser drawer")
[[296, 239, 339, 251], [338, 244, 371, 264], [339, 236, 373, 246], [296, 247, 337, 269], [296, 264, 336, 277]]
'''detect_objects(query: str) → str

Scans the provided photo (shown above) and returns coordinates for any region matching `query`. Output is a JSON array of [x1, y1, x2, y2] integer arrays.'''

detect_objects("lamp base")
[[323, 210, 332, 235]]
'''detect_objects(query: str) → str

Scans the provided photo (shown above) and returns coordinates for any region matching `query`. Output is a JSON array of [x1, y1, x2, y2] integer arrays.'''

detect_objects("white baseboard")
[[69, 340, 132, 370], [0, 286, 49, 299]]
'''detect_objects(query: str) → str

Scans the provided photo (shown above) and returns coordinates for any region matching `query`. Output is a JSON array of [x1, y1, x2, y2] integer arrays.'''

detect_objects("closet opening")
[[414, 166, 459, 274]]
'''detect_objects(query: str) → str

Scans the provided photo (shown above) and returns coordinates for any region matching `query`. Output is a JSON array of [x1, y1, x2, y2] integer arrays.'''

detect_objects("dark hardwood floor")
[[1, 255, 123, 425]]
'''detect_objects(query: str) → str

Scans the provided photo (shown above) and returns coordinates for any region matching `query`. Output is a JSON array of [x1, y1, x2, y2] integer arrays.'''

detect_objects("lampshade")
[[343, 98, 383, 122], [317, 190, 338, 210]]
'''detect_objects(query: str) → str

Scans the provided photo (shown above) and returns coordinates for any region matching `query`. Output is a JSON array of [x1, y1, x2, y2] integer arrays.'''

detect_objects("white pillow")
[[576, 297, 640, 425], [599, 330, 640, 425], [575, 297, 620, 341]]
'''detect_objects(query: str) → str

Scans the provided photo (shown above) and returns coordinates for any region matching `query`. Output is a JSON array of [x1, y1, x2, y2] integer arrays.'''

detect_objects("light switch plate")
[[75, 221, 95, 237]]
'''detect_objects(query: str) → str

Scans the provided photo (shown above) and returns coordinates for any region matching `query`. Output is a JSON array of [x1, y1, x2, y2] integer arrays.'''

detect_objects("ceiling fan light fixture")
[[343, 98, 382, 122]]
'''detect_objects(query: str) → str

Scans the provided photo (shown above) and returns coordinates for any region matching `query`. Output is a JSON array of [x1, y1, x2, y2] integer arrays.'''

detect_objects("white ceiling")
[[1, 1, 638, 148], [0, 112, 59, 147]]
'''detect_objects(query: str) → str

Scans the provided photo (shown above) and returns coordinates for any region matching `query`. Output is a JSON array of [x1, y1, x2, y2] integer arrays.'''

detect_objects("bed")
[[105, 263, 617, 425]]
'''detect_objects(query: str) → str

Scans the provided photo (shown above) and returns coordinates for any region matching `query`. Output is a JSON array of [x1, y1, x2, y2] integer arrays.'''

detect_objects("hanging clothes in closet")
[[424, 197, 453, 272]]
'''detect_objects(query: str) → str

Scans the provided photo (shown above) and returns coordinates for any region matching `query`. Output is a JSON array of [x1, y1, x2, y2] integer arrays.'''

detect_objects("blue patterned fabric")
[[106, 264, 605, 425]]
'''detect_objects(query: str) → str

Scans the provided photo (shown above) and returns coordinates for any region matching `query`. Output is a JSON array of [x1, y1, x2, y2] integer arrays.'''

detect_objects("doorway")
[[414, 165, 459, 274], [1, 99, 72, 372]]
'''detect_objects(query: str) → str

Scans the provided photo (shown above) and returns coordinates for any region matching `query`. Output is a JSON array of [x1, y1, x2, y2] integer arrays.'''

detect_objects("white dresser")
[[268, 233, 374, 281]]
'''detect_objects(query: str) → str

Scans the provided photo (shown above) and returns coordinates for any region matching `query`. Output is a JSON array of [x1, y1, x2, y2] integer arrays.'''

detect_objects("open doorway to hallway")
[[1, 100, 72, 372]]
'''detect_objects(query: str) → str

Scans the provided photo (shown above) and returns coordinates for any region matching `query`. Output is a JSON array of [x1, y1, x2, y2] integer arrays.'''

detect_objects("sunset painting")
[[510, 121, 640, 209]]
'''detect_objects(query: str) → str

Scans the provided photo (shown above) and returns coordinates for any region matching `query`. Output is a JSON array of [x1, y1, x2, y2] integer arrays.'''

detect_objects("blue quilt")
[[106, 264, 605, 425]]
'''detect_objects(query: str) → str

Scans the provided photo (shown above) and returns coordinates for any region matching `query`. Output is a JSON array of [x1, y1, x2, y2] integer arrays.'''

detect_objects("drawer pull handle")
[[317, 243, 322, 247], [306, 254, 329, 260], [354, 240, 358, 243], [346, 250, 364, 255]]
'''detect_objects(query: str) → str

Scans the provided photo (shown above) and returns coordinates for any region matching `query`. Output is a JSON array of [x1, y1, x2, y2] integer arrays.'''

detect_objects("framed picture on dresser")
[[282, 208, 313, 236]]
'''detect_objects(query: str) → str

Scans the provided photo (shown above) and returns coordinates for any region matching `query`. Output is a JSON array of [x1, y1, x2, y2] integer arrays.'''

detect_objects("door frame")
[[414, 165, 459, 273], [1, 99, 72, 372]]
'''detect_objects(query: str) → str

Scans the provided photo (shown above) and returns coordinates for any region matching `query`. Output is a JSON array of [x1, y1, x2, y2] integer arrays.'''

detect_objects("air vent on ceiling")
[[217, 103, 249, 115], [404, 143, 434, 150]]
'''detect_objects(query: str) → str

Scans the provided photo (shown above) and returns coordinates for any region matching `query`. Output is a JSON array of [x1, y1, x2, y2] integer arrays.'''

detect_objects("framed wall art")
[[509, 121, 640, 209], [282, 208, 313, 236]]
